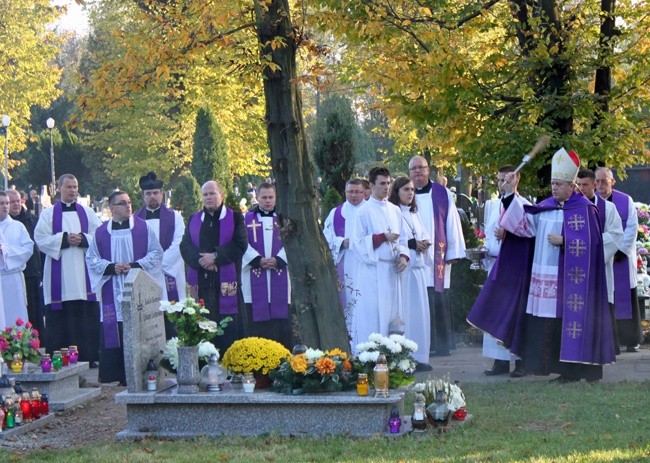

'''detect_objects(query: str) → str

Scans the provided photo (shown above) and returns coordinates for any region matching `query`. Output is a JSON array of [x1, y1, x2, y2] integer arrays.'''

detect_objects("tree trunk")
[[253, 0, 350, 351]]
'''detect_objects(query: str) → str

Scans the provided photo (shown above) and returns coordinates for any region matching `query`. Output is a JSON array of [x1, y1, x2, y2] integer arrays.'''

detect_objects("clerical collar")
[[61, 202, 77, 211], [259, 209, 275, 217], [415, 181, 432, 194], [111, 219, 130, 230], [146, 208, 160, 220]]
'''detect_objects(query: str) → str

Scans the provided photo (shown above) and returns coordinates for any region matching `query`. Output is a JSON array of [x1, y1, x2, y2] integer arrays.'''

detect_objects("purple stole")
[[333, 204, 346, 308], [95, 217, 149, 348], [135, 205, 179, 302], [187, 208, 239, 315], [430, 182, 449, 292], [608, 190, 633, 318], [50, 202, 96, 310], [526, 192, 615, 365], [245, 211, 289, 322]]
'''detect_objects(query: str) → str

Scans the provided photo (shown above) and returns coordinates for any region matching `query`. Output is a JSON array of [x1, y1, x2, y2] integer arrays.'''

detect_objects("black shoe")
[[626, 344, 640, 353], [550, 376, 580, 384], [415, 362, 433, 372], [510, 360, 527, 378], [483, 360, 509, 376]]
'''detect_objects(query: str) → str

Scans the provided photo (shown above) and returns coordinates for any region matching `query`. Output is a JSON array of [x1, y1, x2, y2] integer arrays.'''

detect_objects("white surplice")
[[85, 217, 163, 322], [145, 208, 187, 302], [0, 217, 33, 326], [398, 205, 432, 363], [349, 197, 408, 352], [242, 213, 291, 304], [594, 195, 624, 303], [323, 201, 364, 332], [415, 185, 465, 288], [35, 203, 102, 304]]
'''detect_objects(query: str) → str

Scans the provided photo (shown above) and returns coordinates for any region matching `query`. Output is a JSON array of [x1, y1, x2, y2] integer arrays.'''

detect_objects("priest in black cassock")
[[180, 180, 248, 353]]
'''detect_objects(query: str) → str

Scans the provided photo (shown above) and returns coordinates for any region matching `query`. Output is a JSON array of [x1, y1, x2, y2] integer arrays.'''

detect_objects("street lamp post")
[[1, 115, 10, 190], [46, 118, 55, 197]]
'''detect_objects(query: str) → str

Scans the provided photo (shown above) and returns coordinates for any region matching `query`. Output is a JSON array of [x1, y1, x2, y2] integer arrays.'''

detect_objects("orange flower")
[[342, 360, 352, 372], [290, 354, 308, 374], [325, 348, 348, 360], [315, 357, 337, 375]]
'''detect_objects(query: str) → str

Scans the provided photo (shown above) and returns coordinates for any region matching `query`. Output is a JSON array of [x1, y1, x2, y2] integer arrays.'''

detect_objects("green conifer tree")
[[192, 105, 232, 193]]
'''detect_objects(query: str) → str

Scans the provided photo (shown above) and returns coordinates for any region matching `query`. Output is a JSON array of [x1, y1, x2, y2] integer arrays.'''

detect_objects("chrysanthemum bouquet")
[[0, 318, 41, 364], [355, 333, 418, 388], [221, 337, 291, 375], [270, 347, 357, 394], [159, 298, 230, 372], [413, 374, 466, 412]]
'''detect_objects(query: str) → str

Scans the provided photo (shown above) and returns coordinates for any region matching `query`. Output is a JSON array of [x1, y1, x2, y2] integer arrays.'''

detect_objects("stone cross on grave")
[[568, 239, 587, 257], [247, 219, 261, 243], [568, 266, 586, 284], [566, 293, 585, 312], [565, 321, 583, 339], [136, 293, 145, 324], [567, 214, 585, 231]]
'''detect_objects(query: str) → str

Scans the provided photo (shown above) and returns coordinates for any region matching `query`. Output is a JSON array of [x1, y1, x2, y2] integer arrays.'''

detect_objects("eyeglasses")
[[111, 201, 132, 207], [409, 165, 429, 171]]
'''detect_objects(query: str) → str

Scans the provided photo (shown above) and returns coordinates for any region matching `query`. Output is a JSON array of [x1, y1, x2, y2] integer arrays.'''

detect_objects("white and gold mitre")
[[551, 148, 580, 182]]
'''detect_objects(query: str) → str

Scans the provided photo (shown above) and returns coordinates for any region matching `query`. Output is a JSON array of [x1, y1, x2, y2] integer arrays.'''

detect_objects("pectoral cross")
[[247, 219, 261, 243]]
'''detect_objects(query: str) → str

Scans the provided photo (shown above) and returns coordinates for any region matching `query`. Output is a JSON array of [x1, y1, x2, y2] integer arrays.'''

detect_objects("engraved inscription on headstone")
[[121, 269, 165, 393]]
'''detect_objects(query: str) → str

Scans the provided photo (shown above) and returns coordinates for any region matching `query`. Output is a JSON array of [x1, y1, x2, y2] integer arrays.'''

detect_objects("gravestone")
[[121, 269, 165, 393]]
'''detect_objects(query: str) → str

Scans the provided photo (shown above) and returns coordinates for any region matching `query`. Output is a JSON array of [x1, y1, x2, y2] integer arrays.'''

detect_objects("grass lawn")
[[14, 381, 650, 462]]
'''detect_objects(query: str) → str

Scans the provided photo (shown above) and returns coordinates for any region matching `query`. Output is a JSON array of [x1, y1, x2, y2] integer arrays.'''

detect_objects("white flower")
[[401, 338, 418, 352], [305, 348, 324, 362], [198, 341, 219, 360], [198, 320, 218, 333], [358, 351, 380, 363], [368, 333, 384, 343], [398, 359, 413, 373], [159, 300, 172, 313], [388, 334, 406, 344], [447, 384, 466, 412], [183, 306, 196, 315], [412, 382, 426, 393], [385, 339, 402, 354], [355, 341, 378, 352], [199, 308, 210, 314], [163, 338, 180, 370]]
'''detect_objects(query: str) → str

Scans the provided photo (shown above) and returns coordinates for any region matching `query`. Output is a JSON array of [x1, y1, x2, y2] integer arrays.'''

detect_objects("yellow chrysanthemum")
[[222, 337, 291, 374], [315, 357, 337, 375], [290, 354, 308, 373], [326, 348, 348, 360]]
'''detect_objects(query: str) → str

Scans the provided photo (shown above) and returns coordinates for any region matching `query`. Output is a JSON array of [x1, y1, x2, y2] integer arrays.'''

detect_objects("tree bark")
[[253, 0, 350, 351]]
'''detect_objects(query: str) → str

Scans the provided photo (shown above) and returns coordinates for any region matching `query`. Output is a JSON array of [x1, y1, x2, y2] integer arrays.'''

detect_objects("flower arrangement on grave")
[[159, 298, 231, 371], [221, 337, 291, 375], [635, 202, 650, 251], [0, 318, 41, 365], [270, 347, 356, 394], [413, 374, 466, 416], [355, 333, 417, 388]]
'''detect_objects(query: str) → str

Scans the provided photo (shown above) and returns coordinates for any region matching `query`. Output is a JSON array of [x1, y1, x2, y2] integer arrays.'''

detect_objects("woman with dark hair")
[[389, 177, 434, 371]]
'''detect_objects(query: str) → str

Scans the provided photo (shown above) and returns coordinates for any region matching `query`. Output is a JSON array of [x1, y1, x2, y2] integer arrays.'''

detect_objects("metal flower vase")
[[176, 345, 201, 394]]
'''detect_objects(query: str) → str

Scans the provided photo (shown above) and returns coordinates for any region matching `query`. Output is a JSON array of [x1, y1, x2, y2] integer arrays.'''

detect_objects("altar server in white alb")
[[134, 172, 186, 339], [0, 191, 34, 328], [86, 191, 162, 385], [408, 156, 465, 357], [35, 174, 102, 364], [388, 177, 433, 371], [242, 183, 292, 348], [323, 178, 365, 335], [350, 167, 409, 352]]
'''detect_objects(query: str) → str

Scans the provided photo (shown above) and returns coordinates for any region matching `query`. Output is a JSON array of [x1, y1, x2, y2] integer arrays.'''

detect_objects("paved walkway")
[[80, 345, 650, 386], [414, 345, 650, 383]]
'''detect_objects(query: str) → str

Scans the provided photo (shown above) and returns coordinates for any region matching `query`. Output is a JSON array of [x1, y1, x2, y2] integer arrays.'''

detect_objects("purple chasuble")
[[135, 204, 179, 302], [95, 217, 149, 348], [526, 192, 615, 365], [607, 190, 633, 318], [50, 201, 96, 310], [187, 208, 239, 315], [430, 182, 450, 292], [333, 203, 346, 308], [245, 211, 289, 322]]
